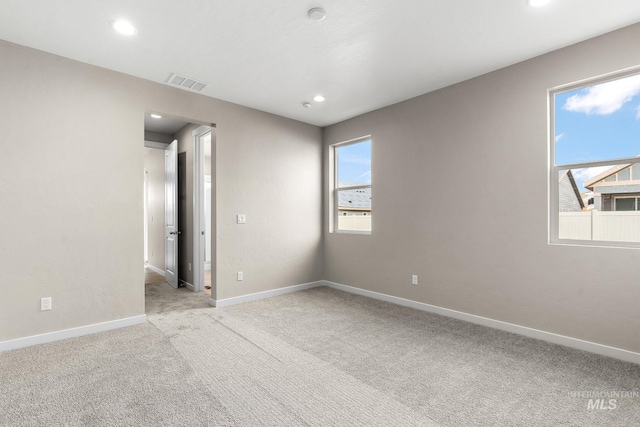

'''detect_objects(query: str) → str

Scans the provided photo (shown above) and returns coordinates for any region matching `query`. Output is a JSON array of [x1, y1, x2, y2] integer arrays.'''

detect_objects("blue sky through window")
[[555, 73, 640, 193], [337, 140, 371, 187]]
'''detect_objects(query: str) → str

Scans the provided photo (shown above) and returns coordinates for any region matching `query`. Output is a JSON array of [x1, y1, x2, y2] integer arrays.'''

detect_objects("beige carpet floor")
[[0, 321, 233, 426], [218, 287, 640, 426], [1, 283, 639, 426]]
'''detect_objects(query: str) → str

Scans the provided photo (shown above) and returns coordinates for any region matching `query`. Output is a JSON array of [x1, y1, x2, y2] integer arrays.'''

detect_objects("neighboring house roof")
[[583, 164, 630, 190], [559, 170, 584, 211], [338, 182, 371, 209], [590, 184, 640, 195]]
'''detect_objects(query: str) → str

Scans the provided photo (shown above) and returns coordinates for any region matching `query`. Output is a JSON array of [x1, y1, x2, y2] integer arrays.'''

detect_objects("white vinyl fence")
[[559, 211, 640, 242], [338, 212, 640, 240], [338, 215, 372, 232]]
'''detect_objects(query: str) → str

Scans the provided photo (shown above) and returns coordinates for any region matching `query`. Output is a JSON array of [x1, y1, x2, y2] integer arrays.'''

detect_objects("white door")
[[165, 140, 179, 288]]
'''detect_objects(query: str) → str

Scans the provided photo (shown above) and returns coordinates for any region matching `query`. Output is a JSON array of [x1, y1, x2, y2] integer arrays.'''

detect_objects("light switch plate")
[[237, 214, 246, 224]]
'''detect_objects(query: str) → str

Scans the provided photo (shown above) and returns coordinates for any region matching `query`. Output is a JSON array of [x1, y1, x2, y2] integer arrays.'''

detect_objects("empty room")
[[1, 1, 639, 426]]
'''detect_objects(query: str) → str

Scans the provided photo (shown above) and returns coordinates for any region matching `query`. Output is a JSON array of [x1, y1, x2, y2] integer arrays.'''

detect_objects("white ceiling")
[[2, 0, 640, 127], [144, 114, 190, 135]]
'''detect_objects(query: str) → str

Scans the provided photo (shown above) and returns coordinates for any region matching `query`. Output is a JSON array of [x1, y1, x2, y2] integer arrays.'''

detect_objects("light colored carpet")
[[145, 280, 211, 315], [2, 284, 639, 426], [150, 308, 432, 426], [0, 321, 233, 426], [220, 287, 640, 426]]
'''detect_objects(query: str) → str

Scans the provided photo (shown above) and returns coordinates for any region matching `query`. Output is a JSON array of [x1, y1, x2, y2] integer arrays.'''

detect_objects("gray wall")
[[0, 39, 323, 342], [4, 23, 639, 355], [144, 147, 166, 270], [323, 23, 640, 353]]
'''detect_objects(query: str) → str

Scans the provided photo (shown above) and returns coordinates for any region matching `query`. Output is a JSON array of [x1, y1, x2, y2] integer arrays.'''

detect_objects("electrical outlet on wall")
[[237, 271, 244, 281], [412, 275, 418, 285], [41, 297, 52, 311]]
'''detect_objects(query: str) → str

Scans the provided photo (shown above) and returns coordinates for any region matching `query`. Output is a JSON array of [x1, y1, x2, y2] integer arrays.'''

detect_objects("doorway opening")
[[192, 126, 214, 296], [143, 112, 215, 313]]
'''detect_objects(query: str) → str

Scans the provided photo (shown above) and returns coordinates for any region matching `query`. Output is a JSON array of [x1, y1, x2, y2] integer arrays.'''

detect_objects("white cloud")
[[564, 74, 640, 115], [572, 166, 611, 182], [555, 133, 565, 142]]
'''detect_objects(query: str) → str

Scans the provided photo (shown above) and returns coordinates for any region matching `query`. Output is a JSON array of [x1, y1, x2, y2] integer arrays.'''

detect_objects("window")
[[618, 168, 631, 181], [551, 70, 640, 246], [331, 138, 372, 234], [614, 197, 640, 211]]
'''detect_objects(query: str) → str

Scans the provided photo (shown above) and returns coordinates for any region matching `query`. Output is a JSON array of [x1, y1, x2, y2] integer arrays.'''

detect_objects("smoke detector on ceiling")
[[308, 8, 326, 21], [166, 73, 208, 92]]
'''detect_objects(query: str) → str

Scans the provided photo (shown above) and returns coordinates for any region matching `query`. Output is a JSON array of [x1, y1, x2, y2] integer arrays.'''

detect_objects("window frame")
[[330, 136, 372, 235], [549, 67, 640, 248], [614, 196, 640, 211]]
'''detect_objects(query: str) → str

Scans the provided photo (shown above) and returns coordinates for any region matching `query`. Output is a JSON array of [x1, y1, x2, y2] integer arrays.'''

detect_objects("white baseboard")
[[0, 315, 147, 353], [6, 277, 637, 365], [210, 281, 324, 308], [322, 281, 640, 365], [145, 264, 165, 277]]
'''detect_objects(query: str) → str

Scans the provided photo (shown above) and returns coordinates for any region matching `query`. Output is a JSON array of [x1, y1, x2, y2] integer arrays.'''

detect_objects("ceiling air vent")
[[166, 73, 208, 92]]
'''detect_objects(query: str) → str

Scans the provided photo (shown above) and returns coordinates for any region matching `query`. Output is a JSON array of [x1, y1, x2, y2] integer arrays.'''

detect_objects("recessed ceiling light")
[[150, 114, 162, 119], [302, 103, 312, 109], [527, 0, 552, 7], [313, 95, 325, 102], [308, 8, 326, 21], [112, 19, 137, 36]]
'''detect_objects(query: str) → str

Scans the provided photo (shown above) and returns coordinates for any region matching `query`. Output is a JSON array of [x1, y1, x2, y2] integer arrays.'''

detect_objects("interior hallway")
[[145, 268, 211, 315]]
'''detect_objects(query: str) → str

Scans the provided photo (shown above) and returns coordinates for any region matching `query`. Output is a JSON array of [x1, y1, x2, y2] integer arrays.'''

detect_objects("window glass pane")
[[618, 168, 630, 181], [603, 175, 616, 182], [336, 188, 371, 232], [632, 163, 640, 180], [554, 73, 640, 166], [615, 198, 636, 211], [337, 140, 371, 188]]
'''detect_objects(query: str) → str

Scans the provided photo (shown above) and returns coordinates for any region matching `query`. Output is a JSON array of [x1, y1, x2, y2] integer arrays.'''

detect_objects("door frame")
[[143, 168, 149, 265], [192, 125, 215, 294], [143, 140, 170, 278], [164, 139, 179, 289]]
